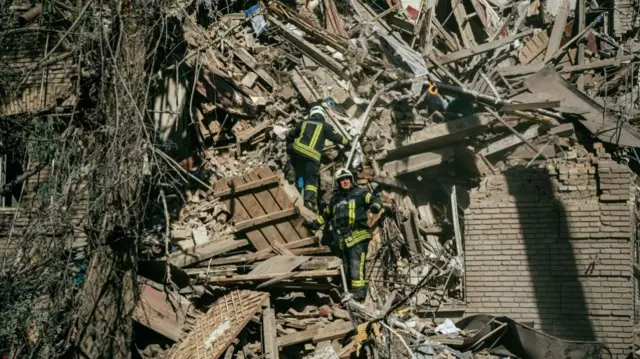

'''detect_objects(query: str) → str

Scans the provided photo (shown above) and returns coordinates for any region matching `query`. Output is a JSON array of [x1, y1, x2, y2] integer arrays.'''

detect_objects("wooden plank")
[[432, 17, 459, 52], [499, 100, 561, 111], [263, 308, 278, 359], [256, 168, 311, 239], [277, 325, 322, 348], [312, 321, 353, 343], [545, 0, 569, 62], [233, 48, 277, 88], [383, 148, 456, 177], [576, 0, 586, 87], [214, 177, 271, 251], [246, 169, 301, 243], [299, 256, 342, 270], [249, 255, 310, 275], [207, 269, 339, 284], [451, 0, 477, 49], [201, 237, 320, 266], [439, 29, 535, 64], [167, 239, 249, 267], [269, 18, 346, 79], [478, 125, 540, 156], [563, 55, 637, 72], [290, 69, 317, 105], [132, 283, 189, 342], [229, 175, 289, 247], [234, 208, 298, 232], [214, 175, 279, 198]]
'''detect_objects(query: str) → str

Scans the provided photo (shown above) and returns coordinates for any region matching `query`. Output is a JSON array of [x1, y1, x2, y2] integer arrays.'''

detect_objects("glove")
[[303, 219, 320, 231]]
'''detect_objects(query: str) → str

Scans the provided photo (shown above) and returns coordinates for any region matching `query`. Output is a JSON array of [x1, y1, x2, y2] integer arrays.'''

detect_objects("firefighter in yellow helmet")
[[286, 106, 348, 213], [304, 168, 383, 302]]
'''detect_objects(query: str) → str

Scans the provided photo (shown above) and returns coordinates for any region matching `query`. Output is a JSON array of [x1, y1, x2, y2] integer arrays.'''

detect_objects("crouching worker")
[[286, 106, 348, 213], [303, 168, 383, 302]]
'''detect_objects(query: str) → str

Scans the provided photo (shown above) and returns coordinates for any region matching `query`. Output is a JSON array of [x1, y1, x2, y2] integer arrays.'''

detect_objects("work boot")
[[351, 288, 367, 302]]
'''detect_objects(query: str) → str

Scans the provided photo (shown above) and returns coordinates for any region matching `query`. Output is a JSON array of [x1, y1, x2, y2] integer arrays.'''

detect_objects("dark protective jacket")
[[315, 187, 383, 248], [286, 120, 348, 162]]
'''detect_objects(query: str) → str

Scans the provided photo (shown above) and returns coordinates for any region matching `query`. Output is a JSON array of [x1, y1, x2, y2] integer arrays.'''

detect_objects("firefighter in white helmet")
[[286, 106, 348, 213], [304, 168, 383, 302]]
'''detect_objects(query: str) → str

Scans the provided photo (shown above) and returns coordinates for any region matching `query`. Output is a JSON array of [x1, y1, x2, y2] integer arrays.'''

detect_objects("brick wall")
[[464, 151, 635, 357], [613, 0, 639, 38], [0, 164, 89, 261], [0, 28, 76, 116]]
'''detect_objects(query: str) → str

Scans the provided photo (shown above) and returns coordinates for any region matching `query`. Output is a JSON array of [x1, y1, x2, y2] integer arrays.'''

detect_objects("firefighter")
[[286, 106, 348, 213], [303, 168, 384, 302]]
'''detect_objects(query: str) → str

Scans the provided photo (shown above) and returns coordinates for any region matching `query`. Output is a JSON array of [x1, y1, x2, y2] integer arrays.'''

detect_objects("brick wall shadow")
[[505, 166, 597, 341]]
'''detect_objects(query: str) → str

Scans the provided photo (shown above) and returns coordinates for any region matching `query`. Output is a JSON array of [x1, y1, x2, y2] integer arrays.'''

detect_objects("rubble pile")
[[133, 0, 640, 357]]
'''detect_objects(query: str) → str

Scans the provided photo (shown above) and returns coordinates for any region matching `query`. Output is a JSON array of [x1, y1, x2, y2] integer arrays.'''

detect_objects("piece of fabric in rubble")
[[452, 315, 606, 359], [372, 26, 428, 77]]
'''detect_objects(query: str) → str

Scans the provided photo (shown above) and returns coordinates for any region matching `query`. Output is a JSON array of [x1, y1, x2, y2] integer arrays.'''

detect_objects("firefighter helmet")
[[309, 106, 326, 122], [334, 168, 354, 186]]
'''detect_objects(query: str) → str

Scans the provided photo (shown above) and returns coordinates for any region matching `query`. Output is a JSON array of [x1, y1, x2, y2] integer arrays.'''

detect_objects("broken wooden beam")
[[545, 0, 570, 62], [478, 125, 540, 156], [382, 148, 455, 177], [384, 115, 492, 161], [269, 17, 347, 79], [277, 320, 353, 348], [214, 175, 280, 198], [201, 237, 321, 266], [439, 29, 535, 64], [563, 55, 637, 72], [168, 239, 249, 267], [262, 307, 278, 359], [232, 47, 277, 88], [234, 207, 298, 232], [207, 269, 339, 284], [499, 100, 561, 111]]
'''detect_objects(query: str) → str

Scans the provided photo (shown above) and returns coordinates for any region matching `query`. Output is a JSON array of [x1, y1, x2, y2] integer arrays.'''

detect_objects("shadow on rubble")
[[504, 166, 596, 342]]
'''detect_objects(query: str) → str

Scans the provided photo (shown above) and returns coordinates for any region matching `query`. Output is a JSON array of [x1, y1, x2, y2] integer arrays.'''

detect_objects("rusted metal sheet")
[[167, 290, 268, 359]]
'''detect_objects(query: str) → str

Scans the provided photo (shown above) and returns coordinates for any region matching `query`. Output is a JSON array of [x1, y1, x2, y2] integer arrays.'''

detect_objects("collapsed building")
[[1, 0, 640, 358]]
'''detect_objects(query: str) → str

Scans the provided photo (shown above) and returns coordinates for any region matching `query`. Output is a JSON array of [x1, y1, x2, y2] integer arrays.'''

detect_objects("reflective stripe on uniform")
[[297, 123, 307, 142], [293, 121, 323, 161], [293, 142, 321, 161], [305, 184, 318, 193], [308, 122, 323, 149], [348, 200, 355, 225], [365, 192, 371, 204], [345, 229, 372, 247], [317, 215, 325, 225], [352, 252, 367, 288]]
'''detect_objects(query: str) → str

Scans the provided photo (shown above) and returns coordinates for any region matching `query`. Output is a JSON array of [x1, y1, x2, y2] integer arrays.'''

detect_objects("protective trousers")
[[291, 155, 320, 212], [342, 240, 369, 301]]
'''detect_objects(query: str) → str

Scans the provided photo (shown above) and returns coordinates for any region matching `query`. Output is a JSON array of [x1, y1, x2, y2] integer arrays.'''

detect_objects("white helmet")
[[334, 168, 354, 186], [309, 106, 326, 121]]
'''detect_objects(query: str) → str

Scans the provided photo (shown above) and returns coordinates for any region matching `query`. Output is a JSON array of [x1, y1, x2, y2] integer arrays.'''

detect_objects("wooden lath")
[[166, 290, 268, 359]]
